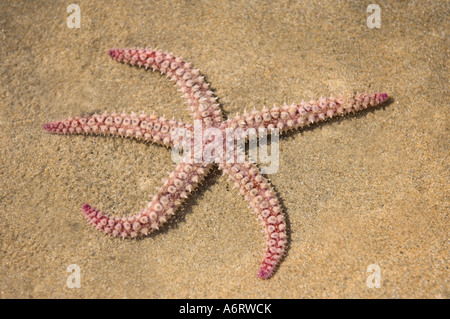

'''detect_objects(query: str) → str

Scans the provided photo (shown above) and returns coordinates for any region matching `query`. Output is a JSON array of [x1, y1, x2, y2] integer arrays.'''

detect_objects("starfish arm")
[[222, 92, 389, 135], [219, 161, 286, 279], [108, 48, 222, 126], [81, 162, 211, 238], [43, 111, 193, 148]]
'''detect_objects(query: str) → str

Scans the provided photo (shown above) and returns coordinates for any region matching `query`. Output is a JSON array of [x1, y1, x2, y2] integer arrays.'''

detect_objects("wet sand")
[[0, 0, 448, 298]]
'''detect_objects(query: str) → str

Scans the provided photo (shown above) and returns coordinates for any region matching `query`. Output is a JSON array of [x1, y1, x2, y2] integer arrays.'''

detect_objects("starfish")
[[44, 48, 389, 279]]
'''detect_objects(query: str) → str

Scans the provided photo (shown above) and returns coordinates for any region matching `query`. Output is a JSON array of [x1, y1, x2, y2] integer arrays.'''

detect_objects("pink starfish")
[[44, 48, 389, 279]]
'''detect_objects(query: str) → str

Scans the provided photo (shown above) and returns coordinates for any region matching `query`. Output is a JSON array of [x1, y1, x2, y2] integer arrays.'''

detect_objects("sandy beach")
[[0, 0, 448, 298]]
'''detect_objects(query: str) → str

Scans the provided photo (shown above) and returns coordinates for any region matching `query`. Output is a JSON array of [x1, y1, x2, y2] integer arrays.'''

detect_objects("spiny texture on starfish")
[[108, 48, 222, 126], [223, 93, 388, 134], [220, 162, 286, 279], [44, 47, 388, 279], [82, 162, 210, 237], [43, 112, 193, 148]]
